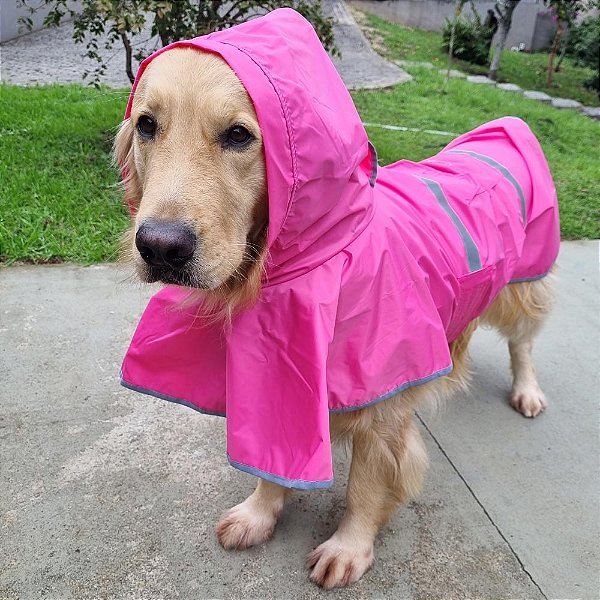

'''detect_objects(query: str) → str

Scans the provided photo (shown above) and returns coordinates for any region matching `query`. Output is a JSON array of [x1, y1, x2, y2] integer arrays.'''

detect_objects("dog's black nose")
[[135, 220, 197, 268]]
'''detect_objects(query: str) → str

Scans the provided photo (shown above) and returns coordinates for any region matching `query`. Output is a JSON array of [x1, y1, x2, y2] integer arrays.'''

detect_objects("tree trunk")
[[547, 21, 564, 85], [120, 32, 134, 84], [489, 19, 508, 80], [154, 15, 172, 47], [488, 0, 520, 81], [555, 27, 570, 72], [444, 0, 465, 90], [154, 1, 186, 47]]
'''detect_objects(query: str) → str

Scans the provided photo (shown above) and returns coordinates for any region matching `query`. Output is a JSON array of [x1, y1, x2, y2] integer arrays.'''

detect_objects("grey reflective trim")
[[419, 177, 482, 272], [368, 140, 378, 187], [120, 375, 226, 417], [329, 364, 453, 413], [448, 149, 527, 223], [509, 270, 552, 284], [227, 455, 334, 489], [122, 375, 333, 489]]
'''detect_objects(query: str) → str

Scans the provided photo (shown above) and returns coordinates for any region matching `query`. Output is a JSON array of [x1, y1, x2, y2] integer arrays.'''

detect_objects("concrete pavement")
[[325, 1, 410, 90], [1, 241, 598, 599], [0, 1, 409, 90]]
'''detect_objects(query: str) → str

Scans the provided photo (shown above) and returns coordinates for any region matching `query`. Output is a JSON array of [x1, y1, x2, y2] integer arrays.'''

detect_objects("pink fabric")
[[121, 9, 560, 489]]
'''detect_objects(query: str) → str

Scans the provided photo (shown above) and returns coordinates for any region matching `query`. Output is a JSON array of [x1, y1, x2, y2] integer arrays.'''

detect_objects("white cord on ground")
[[362, 122, 458, 137]]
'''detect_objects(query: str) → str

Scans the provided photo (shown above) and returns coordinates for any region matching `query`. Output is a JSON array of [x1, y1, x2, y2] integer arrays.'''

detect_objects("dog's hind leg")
[[481, 274, 555, 417], [216, 478, 288, 549], [308, 404, 428, 589]]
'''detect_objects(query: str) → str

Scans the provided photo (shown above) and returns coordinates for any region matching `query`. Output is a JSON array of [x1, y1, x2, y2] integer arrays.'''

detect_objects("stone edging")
[[394, 60, 600, 121]]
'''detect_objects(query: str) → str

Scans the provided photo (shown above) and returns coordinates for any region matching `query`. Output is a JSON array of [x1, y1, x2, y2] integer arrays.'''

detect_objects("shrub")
[[583, 73, 599, 94], [442, 15, 494, 66], [568, 14, 600, 95], [19, 0, 336, 85], [569, 15, 600, 70]]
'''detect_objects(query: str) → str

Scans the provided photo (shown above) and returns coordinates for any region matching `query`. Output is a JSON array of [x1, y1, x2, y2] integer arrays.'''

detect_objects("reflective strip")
[[447, 149, 527, 223], [368, 141, 378, 187], [509, 270, 552, 284], [120, 375, 226, 417], [329, 364, 453, 413], [227, 455, 334, 490], [419, 177, 482, 272]]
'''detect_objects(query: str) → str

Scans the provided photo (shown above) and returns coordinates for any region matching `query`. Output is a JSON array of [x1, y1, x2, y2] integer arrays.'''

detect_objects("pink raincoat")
[[121, 9, 560, 489]]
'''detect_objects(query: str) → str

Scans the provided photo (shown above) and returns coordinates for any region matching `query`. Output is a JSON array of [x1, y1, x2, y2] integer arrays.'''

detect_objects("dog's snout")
[[135, 220, 197, 268]]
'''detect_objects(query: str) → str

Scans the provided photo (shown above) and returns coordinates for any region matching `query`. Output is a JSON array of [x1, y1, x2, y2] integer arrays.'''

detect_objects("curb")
[[393, 60, 600, 121]]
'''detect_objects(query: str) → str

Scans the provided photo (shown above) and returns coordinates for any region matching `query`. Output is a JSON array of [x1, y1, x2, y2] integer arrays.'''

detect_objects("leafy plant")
[[442, 13, 494, 66], [542, 0, 592, 86], [570, 14, 599, 97], [569, 15, 600, 69], [19, 0, 336, 85]]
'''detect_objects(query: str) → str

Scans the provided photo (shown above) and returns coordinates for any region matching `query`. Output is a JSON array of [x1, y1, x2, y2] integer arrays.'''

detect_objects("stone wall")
[[350, 0, 556, 51], [1, 0, 80, 43]]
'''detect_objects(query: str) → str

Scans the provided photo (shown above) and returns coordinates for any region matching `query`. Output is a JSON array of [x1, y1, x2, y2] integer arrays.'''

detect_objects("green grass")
[[1, 53, 599, 264], [0, 84, 129, 263], [359, 11, 600, 107]]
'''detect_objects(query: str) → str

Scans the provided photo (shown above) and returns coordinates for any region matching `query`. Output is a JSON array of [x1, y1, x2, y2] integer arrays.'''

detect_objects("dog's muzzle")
[[135, 220, 197, 269]]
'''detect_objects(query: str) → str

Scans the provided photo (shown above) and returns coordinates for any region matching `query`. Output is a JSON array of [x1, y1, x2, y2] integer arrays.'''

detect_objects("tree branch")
[[120, 31, 135, 84]]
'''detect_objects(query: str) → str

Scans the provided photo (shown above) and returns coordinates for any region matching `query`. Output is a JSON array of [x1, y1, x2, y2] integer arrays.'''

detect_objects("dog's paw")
[[216, 500, 278, 550], [510, 384, 547, 418], [307, 535, 374, 589]]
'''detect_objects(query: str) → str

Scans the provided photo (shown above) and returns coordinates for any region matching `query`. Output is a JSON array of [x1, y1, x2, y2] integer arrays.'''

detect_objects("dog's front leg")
[[216, 479, 288, 549], [308, 408, 428, 589]]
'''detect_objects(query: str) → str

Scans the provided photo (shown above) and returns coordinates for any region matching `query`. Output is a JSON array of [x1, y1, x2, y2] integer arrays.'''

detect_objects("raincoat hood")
[[125, 7, 376, 283], [121, 9, 560, 489]]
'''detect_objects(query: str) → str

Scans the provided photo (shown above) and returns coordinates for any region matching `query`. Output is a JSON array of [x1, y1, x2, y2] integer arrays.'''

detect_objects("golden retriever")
[[114, 47, 554, 589]]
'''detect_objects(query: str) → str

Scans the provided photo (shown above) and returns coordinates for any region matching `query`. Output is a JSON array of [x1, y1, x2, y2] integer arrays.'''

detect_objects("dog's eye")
[[137, 115, 156, 140], [224, 125, 253, 149]]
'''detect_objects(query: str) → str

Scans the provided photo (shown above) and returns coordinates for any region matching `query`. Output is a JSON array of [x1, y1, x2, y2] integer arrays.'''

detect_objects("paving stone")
[[497, 83, 522, 92], [1, 0, 412, 91], [0, 23, 140, 87], [326, 1, 411, 90], [582, 106, 600, 120], [523, 90, 552, 102], [394, 60, 437, 69], [466, 75, 496, 85], [551, 98, 583, 110]]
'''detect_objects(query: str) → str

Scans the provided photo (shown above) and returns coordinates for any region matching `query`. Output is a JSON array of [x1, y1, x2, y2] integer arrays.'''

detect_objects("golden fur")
[[115, 48, 555, 589], [115, 49, 267, 318]]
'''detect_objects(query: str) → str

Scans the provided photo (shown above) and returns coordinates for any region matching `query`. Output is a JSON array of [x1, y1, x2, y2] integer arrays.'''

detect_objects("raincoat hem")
[[329, 364, 454, 413], [509, 269, 553, 284], [120, 375, 226, 418], [227, 454, 334, 489]]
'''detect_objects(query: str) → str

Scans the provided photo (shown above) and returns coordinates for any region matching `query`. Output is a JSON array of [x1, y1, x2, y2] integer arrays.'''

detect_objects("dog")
[[115, 9, 559, 589]]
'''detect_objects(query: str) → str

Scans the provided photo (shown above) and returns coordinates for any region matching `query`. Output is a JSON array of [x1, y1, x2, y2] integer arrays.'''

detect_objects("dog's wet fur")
[[115, 48, 554, 589]]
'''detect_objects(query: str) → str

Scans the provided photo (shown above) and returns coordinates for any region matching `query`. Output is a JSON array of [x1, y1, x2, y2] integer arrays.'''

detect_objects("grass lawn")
[[357, 10, 600, 107], [1, 62, 598, 263], [0, 85, 129, 264]]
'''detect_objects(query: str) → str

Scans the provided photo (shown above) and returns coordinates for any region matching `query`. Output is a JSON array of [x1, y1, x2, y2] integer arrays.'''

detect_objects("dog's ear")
[[113, 118, 141, 214]]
